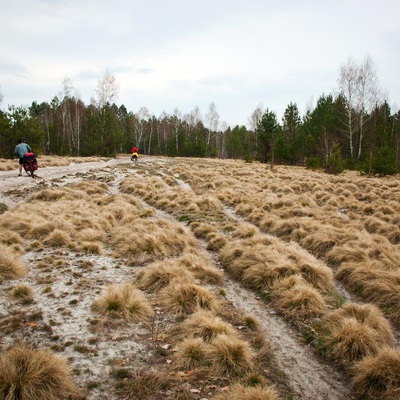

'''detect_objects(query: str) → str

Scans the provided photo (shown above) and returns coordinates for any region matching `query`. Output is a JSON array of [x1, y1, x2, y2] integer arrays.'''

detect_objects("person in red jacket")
[[130, 146, 139, 162]]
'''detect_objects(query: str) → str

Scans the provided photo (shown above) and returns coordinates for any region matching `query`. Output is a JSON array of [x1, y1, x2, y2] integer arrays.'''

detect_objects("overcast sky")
[[1, 0, 399, 127]]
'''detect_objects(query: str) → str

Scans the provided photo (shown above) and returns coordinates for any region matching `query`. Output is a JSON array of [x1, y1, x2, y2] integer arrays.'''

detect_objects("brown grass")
[[350, 347, 400, 400], [271, 275, 326, 319], [94, 283, 154, 322], [172, 337, 210, 370], [316, 303, 395, 365], [212, 384, 281, 400], [0, 344, 78, 400], [137, 260, 195, 292], [113, 368, 169, 399], [160, 280, 218, 314], [206, 334, 255, 377], [177, 310, 238, 341], [10, 284, 34, 304], [0, 244, 26, 281]]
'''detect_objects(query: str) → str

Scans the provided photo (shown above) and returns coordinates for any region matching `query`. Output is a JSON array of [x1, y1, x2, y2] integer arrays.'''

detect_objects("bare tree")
[[248, 103, 264, 158], [95, 70, 119, 107], [356, 55, 380, 160], [206, 102, 219, 156], [338, 57, 358, 159], [172, 108, 182, 155], [132, 106, 150, 149]]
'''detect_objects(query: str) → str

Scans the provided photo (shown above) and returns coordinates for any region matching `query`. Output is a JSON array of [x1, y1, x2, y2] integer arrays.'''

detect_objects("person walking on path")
[[15, 138, 32, 176]]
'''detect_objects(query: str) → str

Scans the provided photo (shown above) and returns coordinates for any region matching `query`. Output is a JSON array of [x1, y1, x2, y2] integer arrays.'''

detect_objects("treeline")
[[0, 57, 399, 175]]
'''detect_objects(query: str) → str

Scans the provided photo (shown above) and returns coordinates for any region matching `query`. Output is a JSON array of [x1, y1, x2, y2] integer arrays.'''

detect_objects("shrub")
[[371, 146, 397, 176]]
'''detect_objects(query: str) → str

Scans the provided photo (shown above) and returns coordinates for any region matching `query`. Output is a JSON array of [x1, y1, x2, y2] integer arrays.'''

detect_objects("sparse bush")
[[0, 345, 78, 400]]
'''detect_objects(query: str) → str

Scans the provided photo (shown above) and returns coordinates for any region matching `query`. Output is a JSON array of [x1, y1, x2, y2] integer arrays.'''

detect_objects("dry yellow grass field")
[[0, 155, 399, 400]]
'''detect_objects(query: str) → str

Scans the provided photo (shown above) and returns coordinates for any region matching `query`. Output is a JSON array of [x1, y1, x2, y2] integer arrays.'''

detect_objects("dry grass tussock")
[[172, 337, 210, 370], [212, 384, 281, 400], [271, 275, 327, 319], [0, 344, 79, 400], [220, 235, 334, 298], [176, 252, 224, 284], [160, 280, 219, 314], [315, 303, 395, 366], [137, 259, 195, 291], [336, 263, 400, 328], [94, 282, 153, 322], [0, 244, 26, 281], [350, 347, 400, 400], [205, 334, 255, 376], [111, 218, 196, 263], [176, 310, 238, 341], [9, 284, 35, 304]]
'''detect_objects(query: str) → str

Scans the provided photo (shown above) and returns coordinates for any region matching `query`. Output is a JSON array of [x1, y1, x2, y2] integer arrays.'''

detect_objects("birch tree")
[[248, 103, 263, 158], [206, 102, 219, 156], [356, 55, 380, 160], [338, 57, 358, 159]]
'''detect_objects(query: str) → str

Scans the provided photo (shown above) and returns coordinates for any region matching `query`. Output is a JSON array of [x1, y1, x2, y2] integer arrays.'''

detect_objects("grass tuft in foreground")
[[0, 345, 79, 400]]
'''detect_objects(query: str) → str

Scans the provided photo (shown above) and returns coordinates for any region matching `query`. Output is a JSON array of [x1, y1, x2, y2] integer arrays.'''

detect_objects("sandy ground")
[[0, 156, 356, 399]]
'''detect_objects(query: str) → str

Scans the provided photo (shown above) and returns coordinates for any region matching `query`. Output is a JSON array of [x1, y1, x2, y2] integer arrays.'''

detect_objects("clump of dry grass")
[[336, 263, 400, 328], [137, 260, 194, 291], [350, 347, 400, 400], [0, 344, 78, 400], [175, 253, 224, 284], [298, 262, 334, 292], [316, 303, 395, 366], [206, 334, 255, 376], [43, 229, 72, 247], [177, 310, 238, 341], [0, 229, 24, 245], [113, 368, 169, 399], [160, 280, 218, 314], [0, 244, 26, 281], [10, 284, 34, 304], [94, 283, 153, 322], [111, 219, 196, 263], [212, 384, 281, 400], [173, 337, 210, 370], [271, 275, 326, 319]]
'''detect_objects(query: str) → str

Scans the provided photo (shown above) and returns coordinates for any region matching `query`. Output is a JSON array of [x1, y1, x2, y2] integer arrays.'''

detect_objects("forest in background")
[[0, 56, 399, 175]]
